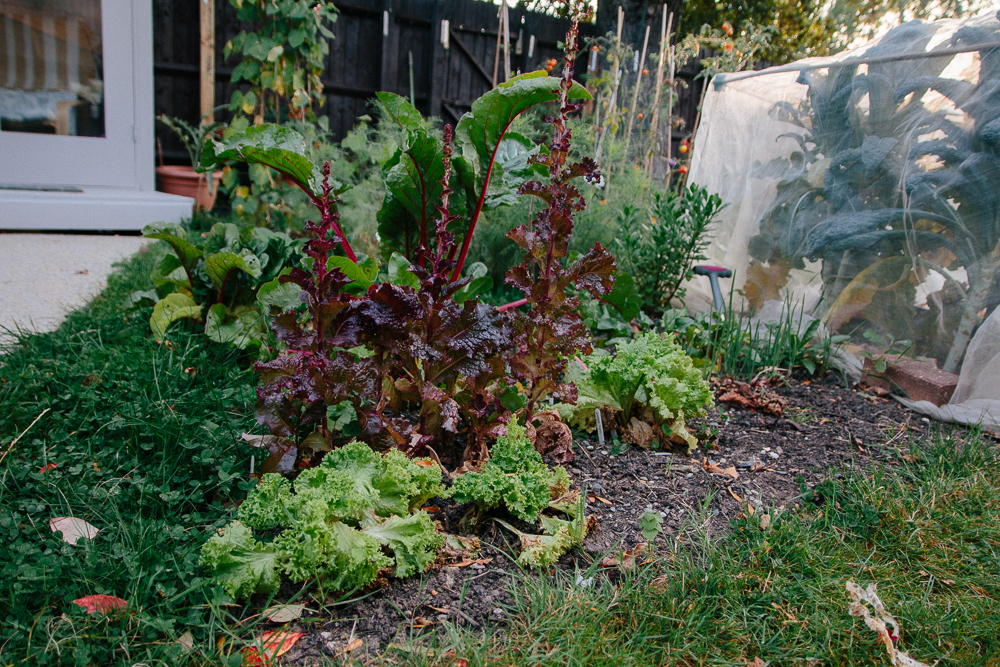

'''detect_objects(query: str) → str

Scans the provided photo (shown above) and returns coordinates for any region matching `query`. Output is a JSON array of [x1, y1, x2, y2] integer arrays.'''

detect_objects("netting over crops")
[[687, 10, 1000, 431]]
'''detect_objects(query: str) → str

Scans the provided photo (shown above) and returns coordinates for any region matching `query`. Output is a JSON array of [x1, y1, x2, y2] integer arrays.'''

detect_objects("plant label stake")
[[595, 409, 605, 447]]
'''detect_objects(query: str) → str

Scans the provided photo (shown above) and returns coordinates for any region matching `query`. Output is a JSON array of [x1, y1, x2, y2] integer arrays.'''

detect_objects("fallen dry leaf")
[[593, 496, 613, 505], [263, 603, 307, 623], [600, 543, 648, 571], [846, 581, 929, 667], [760, 514, 771, 530], [408, 616, 435, 629], [746, 658, 767, 667], [716, 378, 786, 417], [73, 594, 127, 616], [51, 517, 100, 545], [650, 574, 670, 592], [728, 487, 744, 502], [176, 631, 194, 651], [335, 638, 363, 656], [413, 459, 435, 467], [624, 417, 657, 450], [701, 458, 739, 479], [425, 604, 450, 613], [243, 630, 304, 665], [422, 506, 440, 513]]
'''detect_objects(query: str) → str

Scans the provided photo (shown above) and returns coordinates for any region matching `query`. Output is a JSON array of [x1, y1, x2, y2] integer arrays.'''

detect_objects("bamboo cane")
[[622, 24, 650, 163], [646, 8, 670, 175], [502, 0, 511, 82], [492, 4, 502, 86], [597, 7, 625, 176], [664, 45, 676, 189]]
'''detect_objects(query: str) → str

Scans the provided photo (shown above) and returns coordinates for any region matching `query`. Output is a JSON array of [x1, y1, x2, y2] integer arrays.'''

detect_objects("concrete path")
[[0, 233, 148, 347]]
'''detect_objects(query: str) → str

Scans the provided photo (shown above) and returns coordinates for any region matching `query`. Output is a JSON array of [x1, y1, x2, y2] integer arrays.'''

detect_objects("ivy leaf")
[[201, 124, 320, 194]]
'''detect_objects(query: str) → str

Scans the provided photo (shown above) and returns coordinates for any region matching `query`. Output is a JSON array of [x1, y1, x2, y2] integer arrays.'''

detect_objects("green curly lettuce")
[[201, 441, 445, 600], [450, 419, 568, 523], [199, 522, 280, 600], [569, 332, 713, 450], [237, 474, 294, 530], [273, 517, 392, 591], [361, 511, 443, 578]]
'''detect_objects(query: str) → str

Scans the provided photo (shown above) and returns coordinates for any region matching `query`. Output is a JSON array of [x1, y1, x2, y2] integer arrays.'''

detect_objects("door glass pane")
[[0, 0, 104, 136]]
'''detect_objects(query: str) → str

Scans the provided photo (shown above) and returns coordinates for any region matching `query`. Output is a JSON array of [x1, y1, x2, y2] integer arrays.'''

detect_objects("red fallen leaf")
[[73, 594, 127, 616], [243, 630, 303, 664], [39, 463, 57, 473]]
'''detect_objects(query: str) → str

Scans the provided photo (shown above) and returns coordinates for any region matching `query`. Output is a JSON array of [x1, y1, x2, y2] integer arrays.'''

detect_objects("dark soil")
[[263, 374, 925, 665]]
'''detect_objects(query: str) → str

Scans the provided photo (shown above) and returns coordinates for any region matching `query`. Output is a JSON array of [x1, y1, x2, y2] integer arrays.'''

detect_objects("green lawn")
[[2, 249, 998, 666]]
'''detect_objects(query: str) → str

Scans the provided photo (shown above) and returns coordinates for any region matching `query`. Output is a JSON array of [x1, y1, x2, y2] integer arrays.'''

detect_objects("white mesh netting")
[[687, 10, 1000, 432]]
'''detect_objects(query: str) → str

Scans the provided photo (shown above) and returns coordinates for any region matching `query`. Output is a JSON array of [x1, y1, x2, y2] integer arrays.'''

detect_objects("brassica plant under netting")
[[687, 10, 1000, 431]]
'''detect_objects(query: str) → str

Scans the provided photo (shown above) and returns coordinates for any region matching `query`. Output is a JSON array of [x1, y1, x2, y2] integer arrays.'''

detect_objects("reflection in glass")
[[0, 0, 104, 136]]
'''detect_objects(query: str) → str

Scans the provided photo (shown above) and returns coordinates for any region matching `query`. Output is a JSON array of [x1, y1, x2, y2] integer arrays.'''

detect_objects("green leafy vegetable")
[[199, 522, 280, 600], [449, 419, 569, 523], [570, 333, 713, 451], [201, 441, 444, 599]]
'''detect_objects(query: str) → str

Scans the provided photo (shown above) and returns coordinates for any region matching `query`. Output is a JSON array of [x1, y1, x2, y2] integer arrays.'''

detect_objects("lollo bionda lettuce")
[[200, 441, 444, 600]]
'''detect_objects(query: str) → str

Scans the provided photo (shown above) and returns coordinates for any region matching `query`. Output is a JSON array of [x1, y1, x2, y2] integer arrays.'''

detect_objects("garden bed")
[[252, 374, 921, 665]]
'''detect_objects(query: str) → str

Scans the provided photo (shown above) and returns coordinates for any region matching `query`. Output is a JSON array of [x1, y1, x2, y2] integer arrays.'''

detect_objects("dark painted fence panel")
[[153, 0, 704, 166]]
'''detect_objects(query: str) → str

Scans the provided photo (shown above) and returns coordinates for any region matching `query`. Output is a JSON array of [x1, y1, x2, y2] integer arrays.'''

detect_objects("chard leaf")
[[204, 251, 261, 291], [375, 92, 423, 130], [377, 130, 445, 263], [150, 292, 202, 342], [387, 252, 420, 290], [201, 124, 320, 194]]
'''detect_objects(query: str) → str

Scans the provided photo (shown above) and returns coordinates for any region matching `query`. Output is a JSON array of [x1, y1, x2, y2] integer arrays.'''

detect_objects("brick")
[[862, 357, 958, 406]]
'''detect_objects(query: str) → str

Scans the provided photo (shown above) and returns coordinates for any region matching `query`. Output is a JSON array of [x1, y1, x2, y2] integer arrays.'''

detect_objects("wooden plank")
[[380, 0, 400, 93], [200, 0, 216, 119], [449, 28, 493, 87], [428, 1, 443, 119]]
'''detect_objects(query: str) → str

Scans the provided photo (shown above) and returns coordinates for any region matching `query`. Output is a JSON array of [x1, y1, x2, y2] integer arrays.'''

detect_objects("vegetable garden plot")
[[687, 11, 1000, 432]]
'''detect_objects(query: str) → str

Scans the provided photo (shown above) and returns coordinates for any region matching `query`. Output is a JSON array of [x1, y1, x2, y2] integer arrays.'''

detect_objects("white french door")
[[0, 0, 137, 188]]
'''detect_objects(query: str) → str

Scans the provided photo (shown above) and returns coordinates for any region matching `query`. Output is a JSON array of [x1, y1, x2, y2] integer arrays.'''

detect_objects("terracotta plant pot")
[[155, 165, 223, 211]]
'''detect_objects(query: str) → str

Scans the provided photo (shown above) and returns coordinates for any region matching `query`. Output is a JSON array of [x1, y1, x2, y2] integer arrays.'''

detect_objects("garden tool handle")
[[693, 265, 732, 312]]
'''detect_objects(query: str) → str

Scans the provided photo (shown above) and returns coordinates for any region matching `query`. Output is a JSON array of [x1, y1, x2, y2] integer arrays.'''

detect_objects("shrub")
[[613, 185, 724, 314]]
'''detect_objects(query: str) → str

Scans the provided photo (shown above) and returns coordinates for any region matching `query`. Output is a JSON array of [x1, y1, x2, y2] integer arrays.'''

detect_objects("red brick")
[[863, 357, 958, 406]]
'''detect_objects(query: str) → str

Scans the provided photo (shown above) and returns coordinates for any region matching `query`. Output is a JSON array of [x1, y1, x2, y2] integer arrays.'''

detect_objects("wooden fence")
[[153, 0, 707, 164]]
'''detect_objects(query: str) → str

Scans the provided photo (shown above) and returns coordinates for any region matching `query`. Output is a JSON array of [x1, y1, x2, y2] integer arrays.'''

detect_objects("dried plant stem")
[[0, 408, 50, 467]]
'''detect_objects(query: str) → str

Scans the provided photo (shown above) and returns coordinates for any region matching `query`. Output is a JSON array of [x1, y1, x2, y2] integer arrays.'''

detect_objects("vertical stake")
[[595, 409, 605, 447], [408, 50, 415, 106], [623, 24, 650, 159], [646, 8, 671, 175], [501, 0, 511, 82]]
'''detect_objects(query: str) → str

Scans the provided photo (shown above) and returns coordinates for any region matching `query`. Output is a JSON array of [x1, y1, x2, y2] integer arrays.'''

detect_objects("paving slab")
[[0, 233, 148, 348]]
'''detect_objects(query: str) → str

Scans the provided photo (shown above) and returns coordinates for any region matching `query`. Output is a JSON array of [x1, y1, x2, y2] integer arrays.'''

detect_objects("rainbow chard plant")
[[200, 19, 613, 463]]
